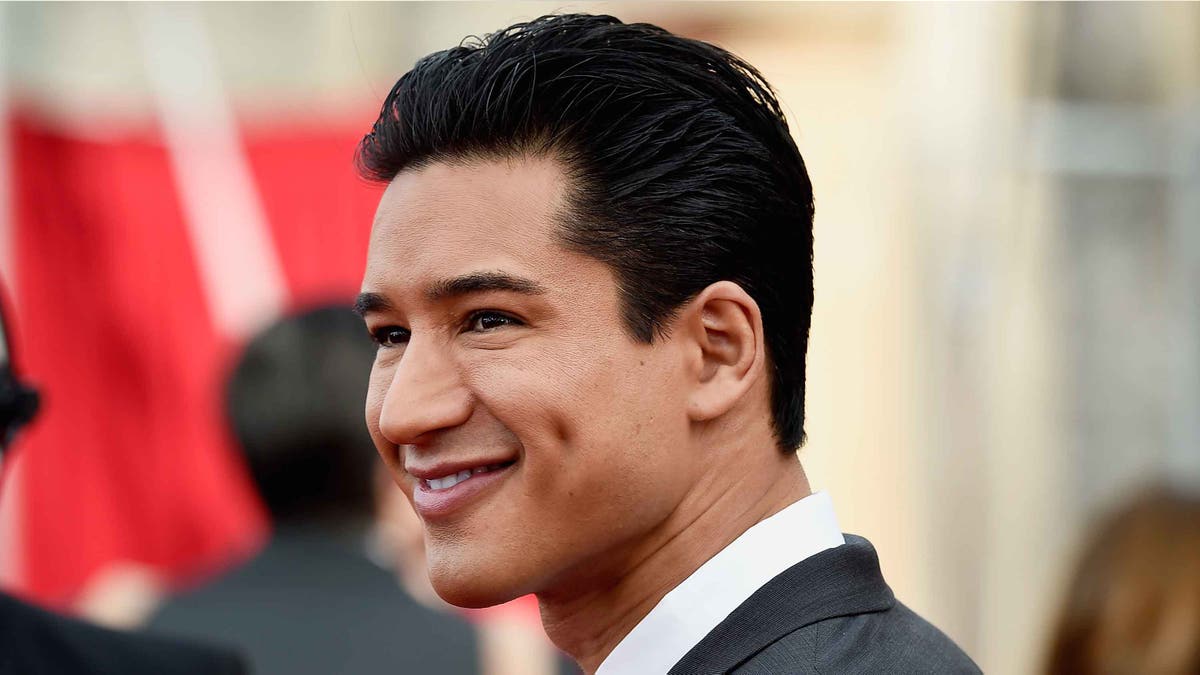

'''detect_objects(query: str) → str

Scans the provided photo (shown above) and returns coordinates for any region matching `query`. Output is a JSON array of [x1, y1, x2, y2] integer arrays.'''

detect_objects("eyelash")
[[369, 310, 523, 348], [466, 310, 523, 333], [369, 325, 409, 348]]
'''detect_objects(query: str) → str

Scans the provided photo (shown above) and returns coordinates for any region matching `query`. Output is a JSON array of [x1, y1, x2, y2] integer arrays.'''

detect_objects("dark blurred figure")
[[147, 306, 478, 674], [0, 288, 246, 675], [1046, 486, 1200, 675]]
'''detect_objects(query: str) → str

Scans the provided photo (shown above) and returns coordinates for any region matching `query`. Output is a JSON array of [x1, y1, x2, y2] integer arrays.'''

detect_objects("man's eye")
[[467, 311, 521, 332], [370, 326, 410, 347]]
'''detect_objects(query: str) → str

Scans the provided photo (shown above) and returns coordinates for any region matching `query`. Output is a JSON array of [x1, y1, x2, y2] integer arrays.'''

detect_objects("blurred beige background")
[[3, 3, 1198, 673]]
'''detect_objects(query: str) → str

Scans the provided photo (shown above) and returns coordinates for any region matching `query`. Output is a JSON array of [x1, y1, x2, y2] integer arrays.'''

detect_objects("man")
[[0, 288, 246, 675], [148, 306, 479, 674], [355, 13, 979, 674]]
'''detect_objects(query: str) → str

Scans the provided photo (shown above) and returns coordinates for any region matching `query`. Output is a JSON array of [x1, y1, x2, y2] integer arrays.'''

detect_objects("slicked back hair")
[[357, 14, 815, 450]]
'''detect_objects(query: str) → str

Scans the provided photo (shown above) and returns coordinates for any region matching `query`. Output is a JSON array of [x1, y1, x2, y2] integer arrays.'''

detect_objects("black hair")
[[226, 306, 378, 523], [357, 14, 815, 450]]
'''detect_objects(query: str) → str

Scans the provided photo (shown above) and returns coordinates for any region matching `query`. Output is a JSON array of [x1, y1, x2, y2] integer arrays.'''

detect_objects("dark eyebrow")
[[353, 292, 393, 317], [426, 271, 546, 302], [353, 272, 546, 317]]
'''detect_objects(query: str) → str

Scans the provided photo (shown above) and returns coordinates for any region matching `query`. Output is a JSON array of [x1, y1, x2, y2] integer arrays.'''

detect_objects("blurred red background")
[[3, 110, 383, 607]]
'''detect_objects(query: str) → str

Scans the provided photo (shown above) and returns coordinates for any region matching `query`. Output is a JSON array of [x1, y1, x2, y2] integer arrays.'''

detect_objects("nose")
[[377, 338, 473, 446]]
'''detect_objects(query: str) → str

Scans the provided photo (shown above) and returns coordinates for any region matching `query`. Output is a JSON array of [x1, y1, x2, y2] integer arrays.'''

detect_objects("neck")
[[538, 448, 810, 674]]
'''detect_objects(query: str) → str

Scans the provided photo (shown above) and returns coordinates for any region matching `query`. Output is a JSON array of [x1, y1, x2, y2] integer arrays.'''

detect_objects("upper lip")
[[405, 458, 516, 481]]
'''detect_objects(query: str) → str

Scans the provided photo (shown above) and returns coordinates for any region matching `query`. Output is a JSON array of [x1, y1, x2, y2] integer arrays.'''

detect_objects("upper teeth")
[[425, 464, 506, 490]]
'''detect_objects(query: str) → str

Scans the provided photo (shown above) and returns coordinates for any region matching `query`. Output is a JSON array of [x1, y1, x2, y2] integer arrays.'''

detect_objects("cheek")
[[460, 342, 610, 443], [463, 340, 687, 488], [567, 352, 694, 500]]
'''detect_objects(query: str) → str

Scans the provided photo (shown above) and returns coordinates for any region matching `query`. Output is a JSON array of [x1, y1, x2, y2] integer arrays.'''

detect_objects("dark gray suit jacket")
[[669, 535, 980, 674], [147, 526, 478, 675], [0, 591, 246, 675]]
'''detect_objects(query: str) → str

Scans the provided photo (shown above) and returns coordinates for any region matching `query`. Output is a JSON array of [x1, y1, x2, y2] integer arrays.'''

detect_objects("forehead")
[[363, 155, 574, 293]]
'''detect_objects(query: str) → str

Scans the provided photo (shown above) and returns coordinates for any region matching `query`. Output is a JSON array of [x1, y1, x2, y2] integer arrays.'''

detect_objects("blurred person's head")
[[227, 306, 376, 526], [356, 13, 815, 609], [1046, 486, 1200, 675]]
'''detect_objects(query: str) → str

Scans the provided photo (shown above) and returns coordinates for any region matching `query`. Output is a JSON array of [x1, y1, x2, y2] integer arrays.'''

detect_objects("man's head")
[[226, 306, 378, 525], [357, 14, 814, 607]]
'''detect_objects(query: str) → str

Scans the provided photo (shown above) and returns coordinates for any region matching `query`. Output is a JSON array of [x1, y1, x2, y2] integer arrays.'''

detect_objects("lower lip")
[[411, 464, 514, 520]]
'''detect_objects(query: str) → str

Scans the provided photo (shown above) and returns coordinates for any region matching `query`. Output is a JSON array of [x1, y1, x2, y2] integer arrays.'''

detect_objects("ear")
[[679, 281, 766, 422]]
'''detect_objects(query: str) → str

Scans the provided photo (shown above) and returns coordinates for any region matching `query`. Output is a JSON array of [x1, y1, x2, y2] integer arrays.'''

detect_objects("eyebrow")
[[354, 271, 546, 316], [353, 292, 393, 317], [426, 271, 546, 301]]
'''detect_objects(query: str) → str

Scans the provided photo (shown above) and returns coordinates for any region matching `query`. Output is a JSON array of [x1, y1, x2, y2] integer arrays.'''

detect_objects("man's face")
[[359, 155, 701, 607]]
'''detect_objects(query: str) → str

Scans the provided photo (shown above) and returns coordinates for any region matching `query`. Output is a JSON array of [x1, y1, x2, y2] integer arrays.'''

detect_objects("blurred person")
[[355, 13, 978, 674], [0, 287, 247, 675], [372, 470, 564, 675], [1045, 486, 1200, 675], [147, 306, 478, 674]]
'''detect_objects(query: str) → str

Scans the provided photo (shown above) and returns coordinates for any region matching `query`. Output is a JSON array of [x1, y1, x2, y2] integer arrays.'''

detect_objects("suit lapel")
[[667, 535, 894, 674]]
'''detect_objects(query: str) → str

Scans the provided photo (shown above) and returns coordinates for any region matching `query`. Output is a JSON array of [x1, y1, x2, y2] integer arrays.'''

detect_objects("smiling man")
[[355, 14, 978, 674]]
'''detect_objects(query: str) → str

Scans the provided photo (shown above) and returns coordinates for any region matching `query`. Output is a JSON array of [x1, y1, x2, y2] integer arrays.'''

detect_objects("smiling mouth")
[[422, 462, 514, 491], [411, 459, 518, 520]]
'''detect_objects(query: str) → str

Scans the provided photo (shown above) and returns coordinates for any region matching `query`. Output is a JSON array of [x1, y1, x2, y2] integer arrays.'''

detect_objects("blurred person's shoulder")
[[147, 526, 479, 674], [0, 591, 245, 675]]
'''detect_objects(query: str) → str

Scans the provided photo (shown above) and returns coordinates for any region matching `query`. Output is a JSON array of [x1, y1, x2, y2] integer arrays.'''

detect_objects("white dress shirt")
[[596, 491, 844, 675]]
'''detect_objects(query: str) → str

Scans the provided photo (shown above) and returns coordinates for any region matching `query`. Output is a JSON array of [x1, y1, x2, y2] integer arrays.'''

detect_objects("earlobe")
[[684, 281, 765, 422]]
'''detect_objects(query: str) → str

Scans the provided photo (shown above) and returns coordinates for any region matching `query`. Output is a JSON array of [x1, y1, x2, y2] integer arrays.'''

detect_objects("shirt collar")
[[596, 491, 844, 675]]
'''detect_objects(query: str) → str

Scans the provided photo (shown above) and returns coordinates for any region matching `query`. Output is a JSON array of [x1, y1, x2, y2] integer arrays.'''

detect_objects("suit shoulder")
[[739, 602, 980, 674], [0, 592, 246, 675]]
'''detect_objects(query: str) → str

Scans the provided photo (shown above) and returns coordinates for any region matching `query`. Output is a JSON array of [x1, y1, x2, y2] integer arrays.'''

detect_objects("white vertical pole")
[[0, 4, 11, 299], [131, 3, 288, 341]]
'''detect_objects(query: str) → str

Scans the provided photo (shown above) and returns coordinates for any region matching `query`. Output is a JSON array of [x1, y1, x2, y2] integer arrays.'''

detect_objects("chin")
[[426, 550, 531, 608], [429, 567, 526, 609]]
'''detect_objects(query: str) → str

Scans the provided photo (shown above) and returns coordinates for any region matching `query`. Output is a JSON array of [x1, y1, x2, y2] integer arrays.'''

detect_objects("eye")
[[466, 311, 522, 333], [370, 326, 410, 347]]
